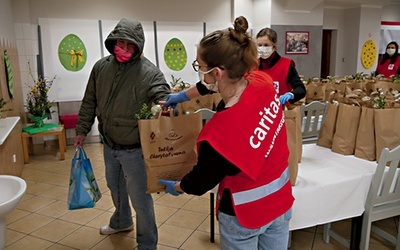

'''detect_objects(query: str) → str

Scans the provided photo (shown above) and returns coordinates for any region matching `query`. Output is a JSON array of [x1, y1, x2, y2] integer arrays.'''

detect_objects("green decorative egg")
[[164, 38, 187, 71], [58, 34, 87, 72]]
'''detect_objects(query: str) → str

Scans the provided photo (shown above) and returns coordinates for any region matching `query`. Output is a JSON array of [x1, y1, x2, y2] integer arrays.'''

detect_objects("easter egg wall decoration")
[[58, 34, 87, 72], [164, 38, 187, 71]]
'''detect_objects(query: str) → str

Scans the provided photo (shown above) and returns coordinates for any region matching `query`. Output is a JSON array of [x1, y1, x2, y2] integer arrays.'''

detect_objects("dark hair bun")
[[234, 16, 248, 34], [229, 16, 249, 45]]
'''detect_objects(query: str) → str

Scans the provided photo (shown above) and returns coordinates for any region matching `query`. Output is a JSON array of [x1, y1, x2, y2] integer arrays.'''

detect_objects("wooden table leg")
[[21, 133, 30, 164], [64, 128, 67, 151], [28, 137, 34, 155], [58, 129, 66, 160]]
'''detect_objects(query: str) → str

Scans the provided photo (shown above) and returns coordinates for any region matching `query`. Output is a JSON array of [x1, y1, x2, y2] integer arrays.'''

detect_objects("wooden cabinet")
[[0, 117, 24, 176]]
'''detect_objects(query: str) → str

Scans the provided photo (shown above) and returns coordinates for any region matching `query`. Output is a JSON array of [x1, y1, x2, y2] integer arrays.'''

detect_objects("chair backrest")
[[301, 101, 328, 143], [194, 108, 216, 125], [365, 145, 400, 213]]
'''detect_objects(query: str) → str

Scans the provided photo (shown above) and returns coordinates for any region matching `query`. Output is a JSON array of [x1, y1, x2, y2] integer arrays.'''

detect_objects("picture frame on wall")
[[285, 31, 309, 54]]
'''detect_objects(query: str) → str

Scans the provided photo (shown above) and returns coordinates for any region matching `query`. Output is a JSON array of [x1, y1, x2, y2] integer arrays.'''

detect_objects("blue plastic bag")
[[68, 146, 102, 210]]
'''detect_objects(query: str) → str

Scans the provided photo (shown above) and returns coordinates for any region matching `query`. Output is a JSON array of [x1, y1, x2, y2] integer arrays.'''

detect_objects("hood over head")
[[105, 18, 144, 60]]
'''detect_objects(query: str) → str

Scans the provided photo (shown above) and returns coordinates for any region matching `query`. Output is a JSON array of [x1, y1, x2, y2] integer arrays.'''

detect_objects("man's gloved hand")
[[157, 179, 182, 196], [164, 91, 190, 109], [279, 92, 294, 105]]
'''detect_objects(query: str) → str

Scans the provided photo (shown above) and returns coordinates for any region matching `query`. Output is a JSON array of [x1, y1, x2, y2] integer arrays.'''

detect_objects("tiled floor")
[[4, 142, 399, 249]]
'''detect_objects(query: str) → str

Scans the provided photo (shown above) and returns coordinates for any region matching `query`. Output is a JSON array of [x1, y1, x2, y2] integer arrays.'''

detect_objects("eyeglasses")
[[192, 60, 225, 72], [192, 60, 207, 72]]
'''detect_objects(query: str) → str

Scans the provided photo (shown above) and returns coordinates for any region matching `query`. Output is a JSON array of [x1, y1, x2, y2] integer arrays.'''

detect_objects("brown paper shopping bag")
[[284, 106, 302, 186], [325, 80, 345, 102], [138, 112, 202, 193], [317, 103, 339, 148], [345, 80, 365, 93], [374, 108, 400, 160], [354, 107, 375, 161], [306, 80, 326, 104], [177, 95, 214, 114], [331, 103, 361, 155]]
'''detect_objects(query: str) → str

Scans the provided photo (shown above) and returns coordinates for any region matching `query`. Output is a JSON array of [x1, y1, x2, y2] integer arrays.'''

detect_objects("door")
[[320, 30, 332, 79]]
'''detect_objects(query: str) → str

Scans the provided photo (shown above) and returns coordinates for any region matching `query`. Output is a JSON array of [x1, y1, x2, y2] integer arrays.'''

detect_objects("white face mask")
[[198, 67, 218, 92], [387, 48, 396, 56], [258, 46, 273, 59]]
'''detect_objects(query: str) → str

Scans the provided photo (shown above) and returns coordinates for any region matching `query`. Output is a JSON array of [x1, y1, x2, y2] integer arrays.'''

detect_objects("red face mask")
[[114, 45, 133, 63]]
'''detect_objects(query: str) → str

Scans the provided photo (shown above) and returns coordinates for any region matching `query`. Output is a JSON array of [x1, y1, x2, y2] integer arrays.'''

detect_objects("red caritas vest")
[[261, 57, 293, 96], [197, 71, 294, 229], [376, 57, 400, 78]]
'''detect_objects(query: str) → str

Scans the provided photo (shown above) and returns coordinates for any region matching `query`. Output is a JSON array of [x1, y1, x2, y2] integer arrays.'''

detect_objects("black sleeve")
[[196, 81, 216, 96], [180, 140, 241, 196], [287, 62, 306, 103]]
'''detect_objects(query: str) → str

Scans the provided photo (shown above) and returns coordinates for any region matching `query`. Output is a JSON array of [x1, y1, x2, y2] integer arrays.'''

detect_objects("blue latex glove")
[[164, 91, 190, 109], [279, 92, 294, 105], [157, 179, 182, 196]]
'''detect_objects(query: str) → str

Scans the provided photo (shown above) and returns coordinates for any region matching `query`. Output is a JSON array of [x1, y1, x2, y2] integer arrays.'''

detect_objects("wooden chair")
[[300, 101, 328, 144], [323, 145, 400, 249], [194, 108, 218, 243]]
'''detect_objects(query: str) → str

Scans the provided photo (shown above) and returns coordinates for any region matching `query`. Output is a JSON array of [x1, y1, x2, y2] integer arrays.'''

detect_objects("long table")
[[290, 144, 377, 231], [206, 143, 378, 246]]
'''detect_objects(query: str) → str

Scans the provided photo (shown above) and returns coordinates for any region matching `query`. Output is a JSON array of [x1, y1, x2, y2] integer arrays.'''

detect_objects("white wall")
[[382, 4, 400, 21], [356, 5, 383, 74], [233, 0, 253, 23], [330, 5, 382, 76], [323, 8, 346, 76], [232, 0, 254, 34], [12, 0, 232, 24], [0, 0, 15, 42], [324, 4, 397, 77], [9, 0, 400, 83], [271, 0, 324, 25], [10, 0, 237, 144], [342, 8, 361, 75], [253, 0, 272, 36]]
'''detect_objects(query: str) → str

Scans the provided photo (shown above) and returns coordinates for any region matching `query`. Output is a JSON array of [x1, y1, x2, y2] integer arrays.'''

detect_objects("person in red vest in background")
[[159, 16, 294, 250], [375, 41, 400, 78], [256, 28, 306, 105]]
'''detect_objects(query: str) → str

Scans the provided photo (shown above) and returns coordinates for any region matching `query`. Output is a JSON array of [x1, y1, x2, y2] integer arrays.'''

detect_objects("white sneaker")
[[99, 225, 134, 235]]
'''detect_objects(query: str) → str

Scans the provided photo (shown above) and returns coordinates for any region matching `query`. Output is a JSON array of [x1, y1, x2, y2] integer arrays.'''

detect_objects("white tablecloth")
[[289, 144, 377, 230]]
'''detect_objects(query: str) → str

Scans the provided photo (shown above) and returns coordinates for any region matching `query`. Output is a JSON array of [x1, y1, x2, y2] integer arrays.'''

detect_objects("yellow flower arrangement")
[[25, 65, 55, 118]]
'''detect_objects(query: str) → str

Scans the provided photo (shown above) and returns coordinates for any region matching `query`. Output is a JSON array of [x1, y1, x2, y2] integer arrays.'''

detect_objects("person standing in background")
[[159, 16, 294, 250], [256, 28, 306, 105], [375, 41, 400, 78], [74, 18, 171, 250]]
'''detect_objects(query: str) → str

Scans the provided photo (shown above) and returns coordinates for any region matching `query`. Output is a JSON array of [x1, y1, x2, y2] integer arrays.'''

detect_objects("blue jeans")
[[103, 145, 157, 250], [219, 209, 292, 250]]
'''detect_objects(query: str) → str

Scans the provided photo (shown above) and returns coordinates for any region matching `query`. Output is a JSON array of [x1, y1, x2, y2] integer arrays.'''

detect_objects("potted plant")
[[170, 75, 190, 93], [25, 67, 55, 127]]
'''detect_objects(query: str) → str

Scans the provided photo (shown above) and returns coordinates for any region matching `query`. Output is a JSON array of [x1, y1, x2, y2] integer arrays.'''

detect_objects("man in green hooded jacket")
[[74, 18, 170, 250]]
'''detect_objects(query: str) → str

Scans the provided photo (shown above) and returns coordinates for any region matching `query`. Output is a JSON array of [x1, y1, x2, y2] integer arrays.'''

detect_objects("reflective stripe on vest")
[[232, 167, 289, 205]]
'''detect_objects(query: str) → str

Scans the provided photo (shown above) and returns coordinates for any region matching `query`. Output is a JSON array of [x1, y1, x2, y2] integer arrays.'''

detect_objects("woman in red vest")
[[159, 16, 294, 250], [256, 28, 306, 105], [375, 41, 400, 78]]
